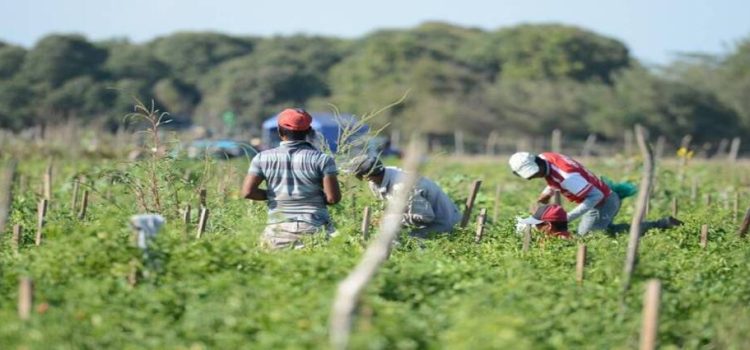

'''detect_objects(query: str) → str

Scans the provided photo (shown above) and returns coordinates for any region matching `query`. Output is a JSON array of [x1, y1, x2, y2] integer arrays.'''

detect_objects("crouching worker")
[[518, 204, 683, 238], [242, 108, 341, 249], [347, 155, 461, 238]]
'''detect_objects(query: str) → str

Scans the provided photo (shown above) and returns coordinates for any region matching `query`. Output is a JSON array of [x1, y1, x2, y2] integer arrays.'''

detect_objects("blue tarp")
[[261, 112, 368, 152]]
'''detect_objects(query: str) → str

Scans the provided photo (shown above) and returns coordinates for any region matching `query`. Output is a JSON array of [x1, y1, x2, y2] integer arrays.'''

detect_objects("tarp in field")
[[261, 112, 368, 152]]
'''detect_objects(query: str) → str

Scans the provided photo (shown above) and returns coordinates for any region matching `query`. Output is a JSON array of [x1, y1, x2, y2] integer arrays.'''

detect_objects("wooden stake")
[[700, 224, 708, 249], [460, 180, 482, 228], [18, 278, 33, 320], [728, 137, 741, 163], [551, 129, 562, 153], [623, 125, 654, 293], [35, 199, 48, 246], [12, 224, 22, 252], [576, 244, 587, 284], [0, 159, 17, 235], [43, 162, 52, 200], [330, 138, 426, 350], [654, 136, 666, 160], [581, 134, 597, 158], [639, 280, 662, 350], [199, 188, 207, 208], [183, 204, 192, 225], [77, 190, 89, 220], [705, 193, 712, 207], [361, 206, 371, 240], [690, 178, 698, 204], [454, 130, 464, 156], [492, 184, 501, 222], [738, 208, 750, 238], [196, 207, 209, 238], [522, 225, 531, 253], [474, 208, 487, 243], [671, 197, 678, 217], [71, 178, 80, 213]]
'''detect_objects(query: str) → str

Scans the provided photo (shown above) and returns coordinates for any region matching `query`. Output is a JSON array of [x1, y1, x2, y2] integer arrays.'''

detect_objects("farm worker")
[[509, 151, 637, 235], [518, 204, 683, 238], [346, 155, 461, 238], [242, 108, 341, 249]]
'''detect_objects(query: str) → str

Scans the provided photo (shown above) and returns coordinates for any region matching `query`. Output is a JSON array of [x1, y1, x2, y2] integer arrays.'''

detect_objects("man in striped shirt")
[[242, 108, 341, 249], [509, 151, 681, 235]]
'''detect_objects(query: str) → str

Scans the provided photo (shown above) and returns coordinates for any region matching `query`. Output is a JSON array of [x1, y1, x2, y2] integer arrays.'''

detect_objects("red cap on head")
[[537, 204, 568, 222], [277, 108, 312, 131]]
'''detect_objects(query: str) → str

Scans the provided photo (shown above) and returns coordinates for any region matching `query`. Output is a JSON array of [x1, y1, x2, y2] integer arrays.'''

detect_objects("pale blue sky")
[[1, 0, 748, 64]]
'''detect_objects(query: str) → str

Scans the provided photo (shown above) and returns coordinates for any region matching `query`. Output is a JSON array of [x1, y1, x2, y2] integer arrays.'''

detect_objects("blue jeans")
[[577, 193, 671, 236]]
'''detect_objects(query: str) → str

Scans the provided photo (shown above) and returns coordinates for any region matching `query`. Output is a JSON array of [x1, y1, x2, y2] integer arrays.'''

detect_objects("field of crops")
[[1, 147, 750, 349]]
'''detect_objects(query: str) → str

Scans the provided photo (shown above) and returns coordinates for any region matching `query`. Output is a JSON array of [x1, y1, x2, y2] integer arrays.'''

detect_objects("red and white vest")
[[540, 152, 611, 205]]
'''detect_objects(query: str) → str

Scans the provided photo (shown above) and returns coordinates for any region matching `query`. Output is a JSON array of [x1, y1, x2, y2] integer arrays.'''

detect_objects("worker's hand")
[[537, 193, 552, 204]]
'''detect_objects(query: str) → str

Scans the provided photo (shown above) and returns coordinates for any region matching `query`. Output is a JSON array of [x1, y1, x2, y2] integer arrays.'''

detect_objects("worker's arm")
[[323, 174, 341, 205], [537, 186, 554, 204], [567, 187, 604, 222], [241, 174, 267, 201]]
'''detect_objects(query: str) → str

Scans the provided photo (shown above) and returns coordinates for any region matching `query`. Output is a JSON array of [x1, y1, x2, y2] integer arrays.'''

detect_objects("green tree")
[[0, 44, 26, 80], [21, 34, 107, 87]]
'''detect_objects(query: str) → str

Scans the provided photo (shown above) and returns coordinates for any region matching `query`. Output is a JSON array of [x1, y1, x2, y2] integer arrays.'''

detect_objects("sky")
[[1, 0, 748, 65]]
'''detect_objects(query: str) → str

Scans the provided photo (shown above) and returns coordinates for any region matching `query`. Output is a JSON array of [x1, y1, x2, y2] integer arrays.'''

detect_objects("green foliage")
[[21, 34, 107, 87], [1, 154, 749, 348]]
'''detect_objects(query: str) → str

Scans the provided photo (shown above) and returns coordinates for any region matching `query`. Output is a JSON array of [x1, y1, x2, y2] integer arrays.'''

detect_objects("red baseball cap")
[[277, 108, 312, 131], [519, 204, 568, 225]]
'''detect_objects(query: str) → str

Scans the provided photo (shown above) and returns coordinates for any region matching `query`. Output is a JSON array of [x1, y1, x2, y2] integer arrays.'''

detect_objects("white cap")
[[509, 152, 539, 179]]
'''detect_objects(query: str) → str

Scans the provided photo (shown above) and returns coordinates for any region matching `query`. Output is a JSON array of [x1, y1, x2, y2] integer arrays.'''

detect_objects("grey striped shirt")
[[249, 141, 337, 225]]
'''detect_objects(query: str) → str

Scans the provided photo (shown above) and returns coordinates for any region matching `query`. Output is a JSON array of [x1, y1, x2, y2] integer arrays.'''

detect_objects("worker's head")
[[346, 155, 385, 181], [519, 204, 569, 236], [277, 108, 313, 141], [509, 152, 546, 179]]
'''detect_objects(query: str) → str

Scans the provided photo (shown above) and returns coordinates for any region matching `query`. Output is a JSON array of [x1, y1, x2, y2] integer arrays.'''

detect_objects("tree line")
[[0, 21, 748, 148]]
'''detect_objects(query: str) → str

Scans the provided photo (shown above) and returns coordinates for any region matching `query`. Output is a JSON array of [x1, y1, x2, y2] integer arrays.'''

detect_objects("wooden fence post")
[[551, 129, 562, 154], [474, 208, 487, 243], [728, 137, 741, 163], [671, 197, 678, 217], [454, 130, 464, 156], [35, 199, 48, 246], [623, 125, 654, 293], [361, 206, 371, 240], [576, 244, 587, 284], [639, 280, 662, 350], [460, 180, 482, 228], [700, 224, 708, 249], [18, 278, 33, 320], [196, 207, 209, 238], [581, 134, 597, 158]]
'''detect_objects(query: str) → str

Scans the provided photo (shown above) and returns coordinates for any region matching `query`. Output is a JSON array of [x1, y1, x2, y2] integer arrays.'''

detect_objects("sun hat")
[[519, 204, 568, 225], [509, 152, 540, 179], [277, 108, 312, 131]]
